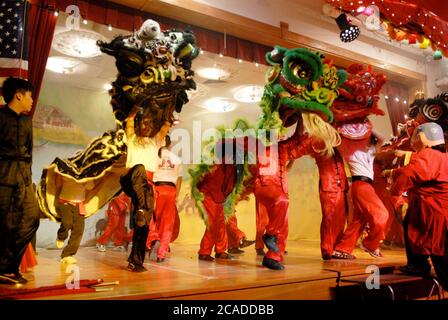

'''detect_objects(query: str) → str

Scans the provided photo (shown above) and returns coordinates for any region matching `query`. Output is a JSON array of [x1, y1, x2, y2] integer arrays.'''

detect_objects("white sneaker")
[[60, 256, 77, 264], [56, 239, 64, 249], [96, 243, 106, 252]]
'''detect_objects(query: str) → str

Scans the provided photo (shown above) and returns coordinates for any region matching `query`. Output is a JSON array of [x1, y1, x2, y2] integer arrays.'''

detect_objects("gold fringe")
[[302, 113, 341, 157]]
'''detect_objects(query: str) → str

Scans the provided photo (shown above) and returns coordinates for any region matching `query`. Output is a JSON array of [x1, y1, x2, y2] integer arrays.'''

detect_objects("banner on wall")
[[33, 104, 92, 145]]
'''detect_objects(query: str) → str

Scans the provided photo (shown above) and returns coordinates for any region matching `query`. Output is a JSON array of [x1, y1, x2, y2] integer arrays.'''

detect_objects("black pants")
[[120, 164, 154, 267], [56, 202, 85, 258], [403, 213, 448, 291], [0, 182, 40, 274]]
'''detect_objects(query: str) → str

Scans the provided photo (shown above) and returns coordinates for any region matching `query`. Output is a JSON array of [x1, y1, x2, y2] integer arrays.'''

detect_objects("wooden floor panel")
[[3, 240, 407, 300]]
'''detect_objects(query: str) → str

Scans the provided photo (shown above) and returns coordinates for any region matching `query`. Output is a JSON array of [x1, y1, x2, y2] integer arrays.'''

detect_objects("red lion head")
[[331, 64, 387, 122]]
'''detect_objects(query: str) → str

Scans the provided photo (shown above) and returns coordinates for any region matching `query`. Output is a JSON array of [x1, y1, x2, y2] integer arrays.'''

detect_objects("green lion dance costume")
[[190, 45, 347, 225]]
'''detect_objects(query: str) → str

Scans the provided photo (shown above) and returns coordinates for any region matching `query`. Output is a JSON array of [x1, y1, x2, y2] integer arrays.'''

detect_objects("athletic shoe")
[[262, 257, 285, 270], [60, 256, 77, 264]]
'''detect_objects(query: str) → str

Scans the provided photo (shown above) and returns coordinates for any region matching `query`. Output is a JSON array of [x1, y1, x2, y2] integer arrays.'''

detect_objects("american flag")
[[0, 0, 29, 81]]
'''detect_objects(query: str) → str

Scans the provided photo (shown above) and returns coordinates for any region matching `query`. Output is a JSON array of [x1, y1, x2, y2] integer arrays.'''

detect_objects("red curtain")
[[28, 0, 57, 117], [383, 82, 410, 135]]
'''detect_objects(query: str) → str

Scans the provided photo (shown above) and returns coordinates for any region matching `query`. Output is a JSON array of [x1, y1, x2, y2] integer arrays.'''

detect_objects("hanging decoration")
[[324, 0, 448, 57]]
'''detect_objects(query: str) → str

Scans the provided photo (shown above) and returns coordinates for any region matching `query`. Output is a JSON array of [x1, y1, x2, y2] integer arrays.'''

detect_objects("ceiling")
[[42, 16, 267, 133], [42, 1, 439, 134]]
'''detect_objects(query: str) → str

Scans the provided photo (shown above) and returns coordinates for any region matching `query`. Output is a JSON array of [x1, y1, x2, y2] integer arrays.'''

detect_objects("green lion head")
[[258, 45, 347, 131]]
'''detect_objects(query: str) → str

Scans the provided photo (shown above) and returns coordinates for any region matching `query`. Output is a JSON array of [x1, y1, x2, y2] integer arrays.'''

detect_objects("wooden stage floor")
[[4, 240, 408, 300]]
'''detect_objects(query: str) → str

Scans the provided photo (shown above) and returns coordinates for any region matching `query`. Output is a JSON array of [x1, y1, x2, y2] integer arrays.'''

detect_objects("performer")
[[255, 123, 312, 270], [386, 123, 448, 290], [147, 139, 183, 263], [120, 105, 170, 272], [0, 77, 39, 285], [285, 137, 348, 261], [333, 133, 389, 259], [96, 193, 132, 252], [54, 175, 95, 264], [196, 141, 238, 261]]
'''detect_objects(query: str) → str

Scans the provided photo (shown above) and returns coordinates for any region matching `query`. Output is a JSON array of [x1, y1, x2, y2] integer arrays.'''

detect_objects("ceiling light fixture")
[[233, 85, 264, 103], [203, 98, 237, 113], [336, 13, 360, 43], [196, 66, 230, 80], [46, 56, 80, 74], [52, 29, 107, 58]]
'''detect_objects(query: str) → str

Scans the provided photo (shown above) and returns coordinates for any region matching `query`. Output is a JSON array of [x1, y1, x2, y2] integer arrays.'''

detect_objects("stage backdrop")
[[32, 79, 393, 249]]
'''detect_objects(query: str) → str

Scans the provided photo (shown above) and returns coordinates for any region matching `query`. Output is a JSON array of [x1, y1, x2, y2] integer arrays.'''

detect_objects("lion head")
[[97, 19, 199, 137]]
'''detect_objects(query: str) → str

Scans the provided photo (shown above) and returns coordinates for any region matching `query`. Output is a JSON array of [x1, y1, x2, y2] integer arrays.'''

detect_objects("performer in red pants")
[[146, 144, 183, 262], [272, 131, 348, 260], [387, 122, 448, 290], [315, 151, 348, 260], [97, 193, 132, 251], [254, 124, 310, 270], [197, 145, 237, 261], [334, 134, 389, 259]]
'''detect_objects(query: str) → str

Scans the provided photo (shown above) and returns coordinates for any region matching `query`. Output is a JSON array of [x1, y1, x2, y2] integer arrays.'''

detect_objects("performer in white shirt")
[[333, 133, 389, 259], [147, 136, 183, 262], [120, 106, 170, 272]]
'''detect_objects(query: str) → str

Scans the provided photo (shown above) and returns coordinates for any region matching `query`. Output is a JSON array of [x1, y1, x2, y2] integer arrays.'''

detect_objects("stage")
[[0, 240, 421, 300]]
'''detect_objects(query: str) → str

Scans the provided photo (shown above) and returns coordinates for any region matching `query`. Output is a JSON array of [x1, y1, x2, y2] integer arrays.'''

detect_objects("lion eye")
[[290, 61, 310, 80]]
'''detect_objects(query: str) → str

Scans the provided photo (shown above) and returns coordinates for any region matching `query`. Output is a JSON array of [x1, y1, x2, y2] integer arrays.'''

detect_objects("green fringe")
[[189, 118, 256, 227], [188, 163, 213, 226]]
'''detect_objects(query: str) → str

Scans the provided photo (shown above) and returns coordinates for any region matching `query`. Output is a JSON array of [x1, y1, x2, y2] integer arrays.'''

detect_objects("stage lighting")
[[336, 13, 360, 43]]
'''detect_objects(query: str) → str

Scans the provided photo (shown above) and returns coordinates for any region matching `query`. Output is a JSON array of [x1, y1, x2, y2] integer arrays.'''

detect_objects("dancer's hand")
[[381, 169, 393, 177]]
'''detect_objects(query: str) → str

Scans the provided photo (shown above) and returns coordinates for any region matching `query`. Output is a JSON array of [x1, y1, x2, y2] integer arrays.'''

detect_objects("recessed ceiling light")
[[52, 29, 107, 58], [196, 67, 230, 80], [46, 56, 80, 74], [233, 85, 263, 103], [203, 98, 237, 113]]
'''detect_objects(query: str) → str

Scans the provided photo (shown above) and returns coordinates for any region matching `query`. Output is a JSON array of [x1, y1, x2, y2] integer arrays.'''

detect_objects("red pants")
[[146, 185, 178, 259], [171, 207, 180, 243], [336, 181, 388, 253], [226, 215, 246, 249], [254, 185, 289, 262], [319, 190, 347, 258], [98, 210, 132, 246], [198, 194, 228, 256], [20, 243, 37, 273], [255, 198, 269, 250]]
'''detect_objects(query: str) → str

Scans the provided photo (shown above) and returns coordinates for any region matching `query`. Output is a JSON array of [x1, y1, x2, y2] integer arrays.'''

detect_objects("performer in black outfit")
[[0, 77, 40, 284]]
